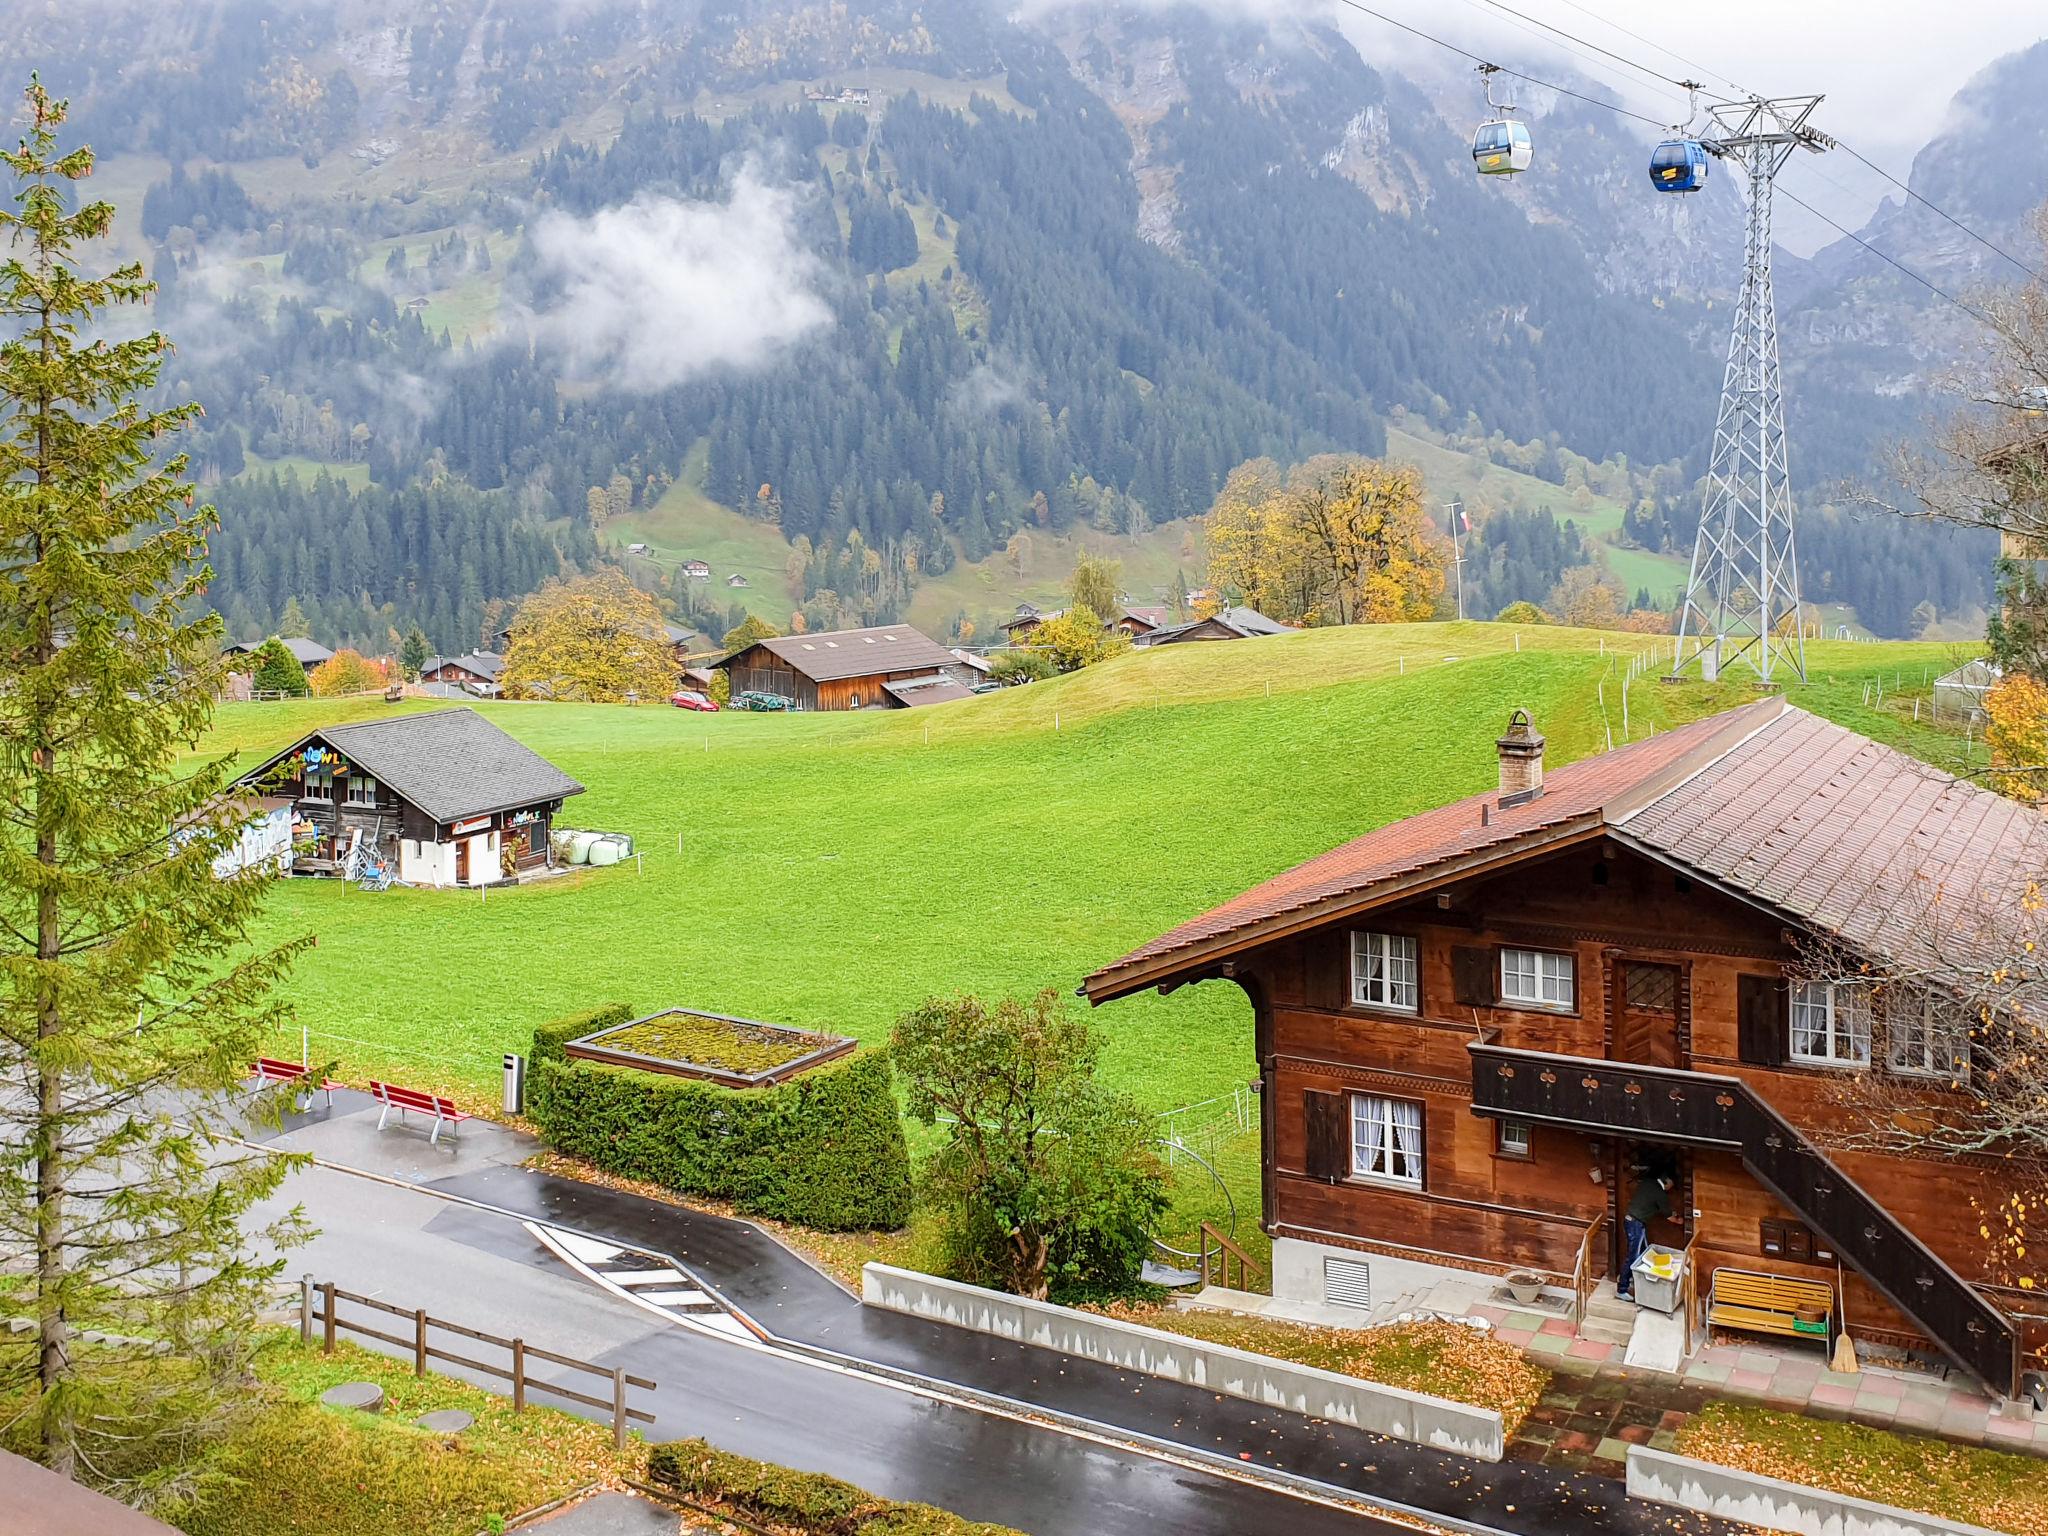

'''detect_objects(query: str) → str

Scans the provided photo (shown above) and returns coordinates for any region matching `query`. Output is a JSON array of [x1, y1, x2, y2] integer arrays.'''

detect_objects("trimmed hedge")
[[528, 1003, 912, 1232], [647, 1439, 1026, 1535]]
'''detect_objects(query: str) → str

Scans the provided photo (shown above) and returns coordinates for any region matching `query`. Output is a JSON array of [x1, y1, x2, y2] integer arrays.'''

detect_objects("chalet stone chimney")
[[1496, 709, 1545, 807]]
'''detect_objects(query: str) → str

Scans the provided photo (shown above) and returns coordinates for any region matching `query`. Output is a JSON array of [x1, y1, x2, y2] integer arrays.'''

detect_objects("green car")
[[733, 690, 795, 712]]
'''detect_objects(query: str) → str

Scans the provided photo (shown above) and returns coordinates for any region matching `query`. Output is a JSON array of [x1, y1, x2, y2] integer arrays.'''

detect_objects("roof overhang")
[[1080, 814, 1608, 1004]]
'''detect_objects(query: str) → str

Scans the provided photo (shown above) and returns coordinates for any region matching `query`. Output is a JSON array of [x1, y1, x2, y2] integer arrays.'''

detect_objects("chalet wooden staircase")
[[1469, 1040, 2019, 1399]]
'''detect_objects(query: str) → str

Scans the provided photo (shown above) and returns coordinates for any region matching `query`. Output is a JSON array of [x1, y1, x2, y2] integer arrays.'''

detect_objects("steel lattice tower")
[[1671, 96, 1832, 684]]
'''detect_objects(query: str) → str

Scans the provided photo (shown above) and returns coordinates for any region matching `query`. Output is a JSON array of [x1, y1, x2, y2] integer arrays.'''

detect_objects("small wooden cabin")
[[715, 624, 968, 711], [236, 708, 583, 887], [1084, 700, 2047, 1403], [1134, 606, 1289, 646], [420, 650, 505, 696]]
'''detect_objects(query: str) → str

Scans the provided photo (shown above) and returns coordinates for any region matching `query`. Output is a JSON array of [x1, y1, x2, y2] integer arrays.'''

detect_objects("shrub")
[[249, 637, 309, 696], [528, 1004, 911, 1231], [1494, 600, 1548, 625], [646, 1440, 1025, 1535], [988, 648, 1055, 685]]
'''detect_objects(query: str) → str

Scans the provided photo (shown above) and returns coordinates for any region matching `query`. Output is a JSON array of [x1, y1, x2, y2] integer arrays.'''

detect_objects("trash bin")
[[1631, 1244, 1685, 1314]]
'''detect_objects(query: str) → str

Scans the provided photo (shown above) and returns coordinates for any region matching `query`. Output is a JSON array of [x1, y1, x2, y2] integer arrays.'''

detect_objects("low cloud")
[[524, 171, 832, 393]]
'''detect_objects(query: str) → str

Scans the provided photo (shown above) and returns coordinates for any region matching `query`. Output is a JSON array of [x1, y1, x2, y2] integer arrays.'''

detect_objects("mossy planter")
[[563, 1008, 855, 1087]]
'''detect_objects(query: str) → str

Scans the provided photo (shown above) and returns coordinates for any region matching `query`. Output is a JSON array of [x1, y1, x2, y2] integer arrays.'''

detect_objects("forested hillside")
[[6, 0, 2010, 648]]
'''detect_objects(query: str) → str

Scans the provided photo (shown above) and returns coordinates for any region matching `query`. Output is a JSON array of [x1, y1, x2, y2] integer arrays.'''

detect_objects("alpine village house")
[[715, 624, 976, 710], [236, 708, 584, 887], [1084, 699, 2048, 1403]]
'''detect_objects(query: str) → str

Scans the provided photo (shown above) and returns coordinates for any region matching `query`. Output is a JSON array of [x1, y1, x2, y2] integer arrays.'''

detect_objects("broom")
[[1831, 1262, 1859, 1374]]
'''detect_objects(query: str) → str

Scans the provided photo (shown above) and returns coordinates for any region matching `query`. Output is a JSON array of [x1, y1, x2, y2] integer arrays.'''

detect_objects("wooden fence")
[[302, 1278, 656, 1448]]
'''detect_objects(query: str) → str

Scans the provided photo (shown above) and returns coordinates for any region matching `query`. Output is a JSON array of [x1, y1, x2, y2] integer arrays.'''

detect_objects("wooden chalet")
[[224, 636, 334, 669], [1134, 606, 1289, 646], [1083, 700, 2048, 1401], [1116, 606, 1169, 639], [419, 650, 505, 696], [715, 624, 969, 711], [237, 708, 583, 887]]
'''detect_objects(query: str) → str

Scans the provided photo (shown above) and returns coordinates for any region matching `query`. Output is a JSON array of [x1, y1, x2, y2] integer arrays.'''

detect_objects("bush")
[[1494, 600, 1548, 624], [646, 1440, 1025, 1535], [249, 637, 309, 696], [528, 1004, 912, 1231]]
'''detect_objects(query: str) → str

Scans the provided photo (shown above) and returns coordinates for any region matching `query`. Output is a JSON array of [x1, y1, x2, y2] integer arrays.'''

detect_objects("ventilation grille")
[[1323, 1256, 1372, 1310]]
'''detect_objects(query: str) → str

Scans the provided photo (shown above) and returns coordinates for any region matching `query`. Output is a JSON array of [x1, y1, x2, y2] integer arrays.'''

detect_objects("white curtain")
[[1390, 1100, 1423, 1181]]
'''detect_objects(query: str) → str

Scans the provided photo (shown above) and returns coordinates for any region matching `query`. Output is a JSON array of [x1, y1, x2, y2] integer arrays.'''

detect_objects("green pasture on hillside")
[[204, 624, 1970, 1114]]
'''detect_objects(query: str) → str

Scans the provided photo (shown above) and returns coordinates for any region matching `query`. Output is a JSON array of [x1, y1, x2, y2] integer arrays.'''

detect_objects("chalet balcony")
[[1467, 1039, 2019, 1399]]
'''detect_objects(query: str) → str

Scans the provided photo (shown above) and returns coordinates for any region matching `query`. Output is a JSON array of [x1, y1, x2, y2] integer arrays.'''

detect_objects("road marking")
[[605, 1267, 689, 1288]]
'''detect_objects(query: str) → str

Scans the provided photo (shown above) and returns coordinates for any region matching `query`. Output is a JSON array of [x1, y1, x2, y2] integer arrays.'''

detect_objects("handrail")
[[1468, 1039, 2019, 1398], [1570, 1212, 1608, 1336], [1198, 1221, 1265, 1293]]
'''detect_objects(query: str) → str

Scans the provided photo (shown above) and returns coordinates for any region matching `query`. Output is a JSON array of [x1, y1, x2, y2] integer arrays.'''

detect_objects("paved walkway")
[[250, 1090, 1731, 1536]]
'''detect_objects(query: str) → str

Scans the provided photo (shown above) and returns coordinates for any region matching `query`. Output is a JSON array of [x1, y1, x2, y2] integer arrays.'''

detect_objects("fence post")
[[299, 1275, 312, 1345], [321, 1282, 336, 1353], [414, 1308, 428, 1377], [512, 1339, 526, 1412], [612, 1366, 627, 1451]]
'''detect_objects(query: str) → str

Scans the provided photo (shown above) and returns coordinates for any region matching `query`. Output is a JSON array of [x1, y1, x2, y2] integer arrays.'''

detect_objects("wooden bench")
[[251, 1057, 341, 1110], [369, 1080, 471, 1145], [1708, 1267, 1834, 1344]]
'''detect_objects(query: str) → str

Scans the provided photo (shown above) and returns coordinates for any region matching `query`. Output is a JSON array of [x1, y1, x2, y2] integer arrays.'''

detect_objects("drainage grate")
[[1323, 1255, 1372, 1310]]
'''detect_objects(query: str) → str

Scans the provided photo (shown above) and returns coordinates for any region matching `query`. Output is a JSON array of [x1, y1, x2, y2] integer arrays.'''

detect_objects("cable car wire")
[[1547, 0, 1749, 98], [1777, 180, 2008, 335], [1466, 0, 1704, 94], [1828, 142, 2042, 281], [1440, 0, 1693, 113], [1326, 0, 1672, 128]]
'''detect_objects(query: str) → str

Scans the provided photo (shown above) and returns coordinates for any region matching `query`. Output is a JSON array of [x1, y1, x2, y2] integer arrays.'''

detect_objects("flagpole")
[[1444, 502, 1466, 622]]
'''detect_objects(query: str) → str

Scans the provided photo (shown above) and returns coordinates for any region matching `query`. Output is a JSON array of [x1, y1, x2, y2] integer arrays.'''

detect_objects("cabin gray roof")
[[1139, 606, 1290, 645], [718, 624, 958, 683], [226, 636, 334, 666], [423, 650, 505, 681], [244, 708, 583, 824]]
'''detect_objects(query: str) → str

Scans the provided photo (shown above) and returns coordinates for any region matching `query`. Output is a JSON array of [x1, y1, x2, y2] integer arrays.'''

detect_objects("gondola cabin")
[[1472, 119, 1532, 176], [1649, 138, 1710, 193]]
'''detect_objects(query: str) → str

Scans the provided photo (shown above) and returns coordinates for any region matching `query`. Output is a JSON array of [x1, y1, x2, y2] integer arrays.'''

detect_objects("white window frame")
[[1350, 931, 1419, 1012], [1496, 1118, 1533, 1159], [1349, 1093, 1423, 1188], [1790, 981, 1872, 1068], [345, 773, 378, 808], [1886, 993, 1969, 1081], [303, 764, 334, 803], [1500, 946, 1575, 1010]]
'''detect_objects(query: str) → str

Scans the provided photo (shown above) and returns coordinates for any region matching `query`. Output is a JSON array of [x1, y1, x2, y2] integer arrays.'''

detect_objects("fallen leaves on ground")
[[1676, 1401, 2048, 1536], [1082, 1303, 1549, 1434]]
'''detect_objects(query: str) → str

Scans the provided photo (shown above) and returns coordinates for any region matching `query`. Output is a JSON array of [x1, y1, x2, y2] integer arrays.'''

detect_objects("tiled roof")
[[242, 708, 583, 825], [1083, 700, 2043, 1000], [726, 625, 958, 683]]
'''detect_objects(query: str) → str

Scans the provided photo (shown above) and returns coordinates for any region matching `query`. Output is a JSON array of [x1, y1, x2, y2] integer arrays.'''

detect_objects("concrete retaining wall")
[[860, 1262, 1504, 1461], [1626, 1446, 2013, 1536]]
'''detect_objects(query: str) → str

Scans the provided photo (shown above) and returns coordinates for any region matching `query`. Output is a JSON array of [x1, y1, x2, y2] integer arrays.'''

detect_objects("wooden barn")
[[419, 650, 505, 696], [1134, 606, 1289, 646], [1084, 700, 2048, 1403], [715, 624, 969, 711], [237, 708, 583, 887]]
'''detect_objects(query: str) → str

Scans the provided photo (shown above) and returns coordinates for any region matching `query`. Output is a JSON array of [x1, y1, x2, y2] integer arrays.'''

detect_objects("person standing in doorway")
[[1618, 1171, 1672, 1301]]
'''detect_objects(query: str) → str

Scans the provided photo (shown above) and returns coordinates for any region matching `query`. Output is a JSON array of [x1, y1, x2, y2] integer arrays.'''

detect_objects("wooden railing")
[[1570, 1212, 1608, 1336], [1197, 1222, 1265, 1293], [303, 1278, 656, 1448]]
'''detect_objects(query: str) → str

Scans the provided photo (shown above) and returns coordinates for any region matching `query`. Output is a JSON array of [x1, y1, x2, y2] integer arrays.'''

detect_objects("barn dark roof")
[[1138, 606, 1290, 645], [719, 625, 958, 683], [243, 708, 583, 825], [1082, 699, 2048, 1001], [422, 650, 505, 681]]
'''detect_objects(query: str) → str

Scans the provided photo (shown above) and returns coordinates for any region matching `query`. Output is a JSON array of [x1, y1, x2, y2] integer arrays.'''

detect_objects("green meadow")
[[205, 623, 1970, 1113]]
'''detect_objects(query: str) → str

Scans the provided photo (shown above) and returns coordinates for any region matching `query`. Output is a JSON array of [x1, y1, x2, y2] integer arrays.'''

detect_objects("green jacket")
[[1627, 1178, 1671, 1225]]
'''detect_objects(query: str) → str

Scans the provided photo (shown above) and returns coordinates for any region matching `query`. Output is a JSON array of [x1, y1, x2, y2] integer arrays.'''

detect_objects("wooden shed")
[[715, 624, 968, 711]]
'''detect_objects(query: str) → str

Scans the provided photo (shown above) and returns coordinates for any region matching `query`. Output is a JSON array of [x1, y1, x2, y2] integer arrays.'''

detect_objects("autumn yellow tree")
[[307, 648, 387, 696], [1204, 455, 1445, 625], [501, 568, 677, 702], [1986, 672, 2048, 804], [1546, 565, 1625, 629]]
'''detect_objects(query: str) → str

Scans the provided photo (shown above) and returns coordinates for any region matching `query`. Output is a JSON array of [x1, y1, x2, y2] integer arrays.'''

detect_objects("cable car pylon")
[[1670, 95, 1834, 685]]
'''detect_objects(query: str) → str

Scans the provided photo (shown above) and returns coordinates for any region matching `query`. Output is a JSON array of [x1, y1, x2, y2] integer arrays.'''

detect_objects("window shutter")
[[1737, 974, 1786, 1067], [1303, 1090, 1348, 1183], [1451, 946, 1496, 1006]]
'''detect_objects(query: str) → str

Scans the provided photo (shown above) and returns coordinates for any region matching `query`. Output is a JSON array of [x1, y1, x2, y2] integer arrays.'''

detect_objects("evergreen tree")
[[250, 636, 309, 696], [0, 83, 308, 1499], [399, 625, 431, 680], [276, 594, 311, 637]]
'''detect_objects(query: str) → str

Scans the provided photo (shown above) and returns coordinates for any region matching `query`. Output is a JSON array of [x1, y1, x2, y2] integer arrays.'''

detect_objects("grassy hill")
[[204, 624, 1972, 1119]]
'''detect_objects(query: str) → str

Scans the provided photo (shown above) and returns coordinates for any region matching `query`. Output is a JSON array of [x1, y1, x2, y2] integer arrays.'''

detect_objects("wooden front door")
[[455, 839, 469, 885], [1610, 960, 1682, 1068]]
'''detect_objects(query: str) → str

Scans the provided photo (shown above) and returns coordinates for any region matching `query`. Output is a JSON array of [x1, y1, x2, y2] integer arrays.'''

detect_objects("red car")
[[669, 689, 720, 712]]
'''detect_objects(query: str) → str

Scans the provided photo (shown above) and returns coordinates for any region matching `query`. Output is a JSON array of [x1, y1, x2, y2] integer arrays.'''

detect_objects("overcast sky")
[[1316, 0, 2046, 249]]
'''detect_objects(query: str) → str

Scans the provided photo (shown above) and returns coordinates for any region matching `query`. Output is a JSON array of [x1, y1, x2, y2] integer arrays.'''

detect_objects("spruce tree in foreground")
[[0, 82, 308, 1502]]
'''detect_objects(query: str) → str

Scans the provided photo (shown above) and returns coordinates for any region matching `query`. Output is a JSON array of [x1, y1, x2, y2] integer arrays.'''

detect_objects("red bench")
[[369, 1080, 471, 1145], [251, 1057, 341, 1110]]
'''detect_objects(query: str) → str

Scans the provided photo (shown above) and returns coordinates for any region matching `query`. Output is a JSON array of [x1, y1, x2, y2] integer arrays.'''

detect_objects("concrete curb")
[[1625, 1445, 2013, 1536], [862, 1261, 1506, 1462]]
